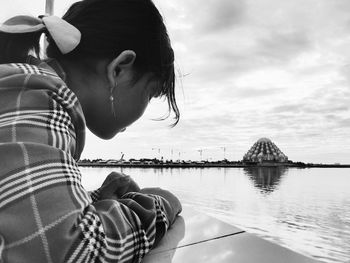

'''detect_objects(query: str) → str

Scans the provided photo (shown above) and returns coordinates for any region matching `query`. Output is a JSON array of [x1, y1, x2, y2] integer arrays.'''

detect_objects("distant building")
[[243, 138, 288, 163]]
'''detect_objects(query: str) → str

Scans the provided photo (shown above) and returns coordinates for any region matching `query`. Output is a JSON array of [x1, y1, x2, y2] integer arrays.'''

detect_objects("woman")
[[0, 0, 182, 262]]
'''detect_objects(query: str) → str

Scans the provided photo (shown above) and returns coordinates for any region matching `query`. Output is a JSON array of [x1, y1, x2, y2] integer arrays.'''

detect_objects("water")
[[80, 167, 350, 263]]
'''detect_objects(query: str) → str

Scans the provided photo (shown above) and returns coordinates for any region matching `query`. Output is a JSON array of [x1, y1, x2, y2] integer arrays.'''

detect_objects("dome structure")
[[243, 138, 288, 163]]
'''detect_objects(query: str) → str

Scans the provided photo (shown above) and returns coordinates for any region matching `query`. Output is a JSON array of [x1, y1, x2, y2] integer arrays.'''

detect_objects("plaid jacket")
[[0, 58, 174, 263]]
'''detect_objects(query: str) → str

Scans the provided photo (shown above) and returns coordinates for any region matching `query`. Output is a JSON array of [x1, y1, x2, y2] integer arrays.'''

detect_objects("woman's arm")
[[79, 190, 179, 262], [90, 172, 182, 246], [88, 172, 182, 248]]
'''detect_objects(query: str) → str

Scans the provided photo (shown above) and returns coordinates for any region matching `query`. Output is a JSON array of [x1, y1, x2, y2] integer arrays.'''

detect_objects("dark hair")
[[0, 0, 180, 125], [50, 0, 179, 125], [0, 32, 41, 63]]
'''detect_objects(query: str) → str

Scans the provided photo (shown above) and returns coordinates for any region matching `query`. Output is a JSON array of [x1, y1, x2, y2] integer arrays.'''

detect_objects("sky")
[[1, 0, 350, 163]]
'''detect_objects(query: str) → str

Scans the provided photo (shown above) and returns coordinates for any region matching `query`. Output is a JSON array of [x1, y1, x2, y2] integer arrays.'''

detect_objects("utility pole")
[[221, 147, 226, 160], [44, 0, 54, 52], [45, 0, 54, 15], [198, 149, 203, 161]]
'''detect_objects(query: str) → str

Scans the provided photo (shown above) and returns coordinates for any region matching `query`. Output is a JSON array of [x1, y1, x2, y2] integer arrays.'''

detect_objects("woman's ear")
[[107, 50, 136, 87]]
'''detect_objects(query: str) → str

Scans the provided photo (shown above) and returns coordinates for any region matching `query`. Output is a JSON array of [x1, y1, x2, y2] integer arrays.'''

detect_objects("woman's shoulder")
[[0, 56, 65, 81], [0, 62, 58, 80], [0, 56, 71, 97]]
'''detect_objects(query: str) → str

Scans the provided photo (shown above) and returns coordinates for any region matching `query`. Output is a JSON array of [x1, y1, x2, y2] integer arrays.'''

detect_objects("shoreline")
[[78, 162, 350, 169]]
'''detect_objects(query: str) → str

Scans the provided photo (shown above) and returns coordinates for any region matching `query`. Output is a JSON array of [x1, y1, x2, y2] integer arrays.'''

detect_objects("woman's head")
[[48, 0, 179, 136], [0, 0, 179, 139]]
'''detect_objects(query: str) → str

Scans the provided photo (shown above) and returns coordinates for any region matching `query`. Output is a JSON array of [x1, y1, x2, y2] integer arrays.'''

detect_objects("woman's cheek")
[[124, 98, 148, 126], [135, 97, 149, 120]]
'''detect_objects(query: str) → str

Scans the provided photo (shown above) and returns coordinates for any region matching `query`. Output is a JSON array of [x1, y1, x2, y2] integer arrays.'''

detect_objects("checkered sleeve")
[[122, 193, 170, 227], [121, 192, 172, 241], [74, 192, 174, 263], [88, 189, 101, 202]]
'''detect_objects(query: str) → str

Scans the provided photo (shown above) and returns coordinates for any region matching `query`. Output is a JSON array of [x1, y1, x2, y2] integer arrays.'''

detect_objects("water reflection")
[[243, 167, 287, 193]]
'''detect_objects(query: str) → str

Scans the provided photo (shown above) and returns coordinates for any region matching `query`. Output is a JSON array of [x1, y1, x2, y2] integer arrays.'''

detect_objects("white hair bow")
[[0, 15, 81, 54]]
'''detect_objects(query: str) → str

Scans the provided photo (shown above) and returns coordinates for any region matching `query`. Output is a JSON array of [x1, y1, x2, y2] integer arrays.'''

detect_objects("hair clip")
[[0, 15, 81, 54]]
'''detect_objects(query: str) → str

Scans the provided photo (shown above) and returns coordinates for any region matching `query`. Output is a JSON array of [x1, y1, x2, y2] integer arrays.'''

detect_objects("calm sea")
[[80, 167, 350, 263]]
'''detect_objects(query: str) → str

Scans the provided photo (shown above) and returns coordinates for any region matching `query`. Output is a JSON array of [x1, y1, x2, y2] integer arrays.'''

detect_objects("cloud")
[[233, 87, 282, 98], [337, 118, 350, 128], [271, 104, 302, 113], [272, 103, 349, 114], [173, 30, 313, 87], [195, 0, 246, 33], [256, 31, 312, 63], [171, 0, 246, 34]]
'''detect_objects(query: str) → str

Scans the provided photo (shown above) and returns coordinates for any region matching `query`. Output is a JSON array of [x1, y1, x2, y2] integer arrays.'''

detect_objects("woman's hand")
[[99, 171, 141, 200]]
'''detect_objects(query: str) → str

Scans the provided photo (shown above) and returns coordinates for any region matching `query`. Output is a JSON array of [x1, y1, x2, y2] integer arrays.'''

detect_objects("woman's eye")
[[150, 82, 163, 99], [153, 89, 162, 98]]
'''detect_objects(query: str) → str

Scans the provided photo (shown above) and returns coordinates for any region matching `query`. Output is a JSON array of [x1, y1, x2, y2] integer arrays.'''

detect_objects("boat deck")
[[142, 206, 321, 263]]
